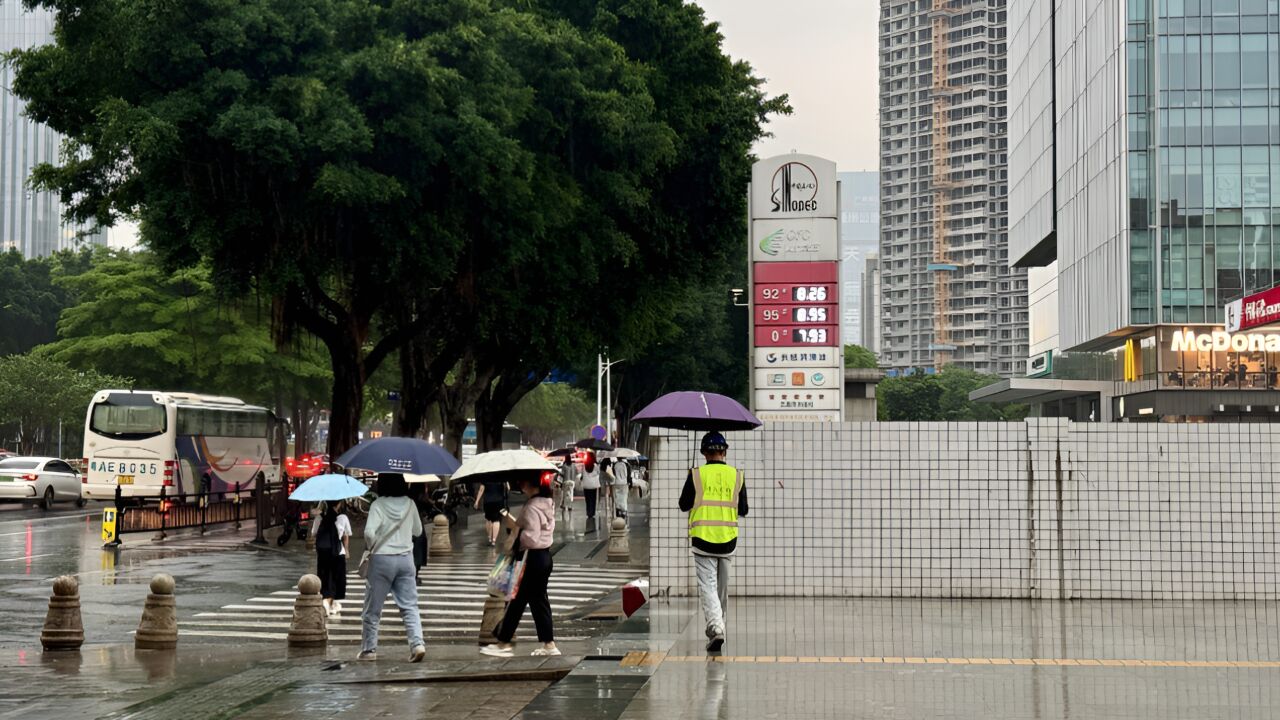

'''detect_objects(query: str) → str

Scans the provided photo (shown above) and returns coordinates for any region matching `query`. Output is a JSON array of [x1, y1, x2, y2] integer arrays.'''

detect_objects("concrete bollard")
[[40, 575, 85, 651], [607, 517, 630, 563], [287, 574, 327, 647], [428, 514, 452, 556], [135, 574, 178, 650], [478, 593, 507, 645]]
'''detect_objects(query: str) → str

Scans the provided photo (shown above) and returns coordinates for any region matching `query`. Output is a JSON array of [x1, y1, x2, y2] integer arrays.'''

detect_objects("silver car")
[[0, 457, 85, 509]]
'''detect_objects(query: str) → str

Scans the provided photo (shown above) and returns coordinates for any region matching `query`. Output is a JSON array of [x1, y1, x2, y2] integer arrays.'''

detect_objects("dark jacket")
[[679, 460, 749, 556]]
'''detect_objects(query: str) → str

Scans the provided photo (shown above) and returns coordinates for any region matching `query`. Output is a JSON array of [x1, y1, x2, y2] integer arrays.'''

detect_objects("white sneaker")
[[409, 645, 426, 663], [332, 601, 342, 615], [480, 644, 514, 658], [531, 646, 561, 656]]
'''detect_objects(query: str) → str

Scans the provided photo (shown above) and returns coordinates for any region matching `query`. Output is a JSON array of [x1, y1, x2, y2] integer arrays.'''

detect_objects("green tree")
[[844, 345, 878, 369], [507, 383, 594, 449], [0, 353, 128, 455], [42, 249, 330, 444], [0, 248, 95, 356], [877, 366, 1028, 421]]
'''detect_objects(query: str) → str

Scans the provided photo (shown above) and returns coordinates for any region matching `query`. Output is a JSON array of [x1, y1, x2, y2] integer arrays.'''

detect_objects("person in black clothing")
[[474, 478, 509, 547], [313, 501, 352, 617]]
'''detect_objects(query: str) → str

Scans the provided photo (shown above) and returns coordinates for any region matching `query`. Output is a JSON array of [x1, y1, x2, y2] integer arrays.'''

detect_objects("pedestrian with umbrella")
[[290, 473, 368, 618], [633, 391, 762, 653], [453, 450, 562, 658], [333, 437, 461, 663]]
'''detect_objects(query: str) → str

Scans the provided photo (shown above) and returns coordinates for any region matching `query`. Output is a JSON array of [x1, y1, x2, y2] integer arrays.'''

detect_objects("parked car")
[[0, 457, 85, 509]]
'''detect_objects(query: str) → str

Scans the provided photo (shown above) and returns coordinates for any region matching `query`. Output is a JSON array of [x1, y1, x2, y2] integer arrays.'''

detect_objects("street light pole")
[[596, 353, 603, 427]]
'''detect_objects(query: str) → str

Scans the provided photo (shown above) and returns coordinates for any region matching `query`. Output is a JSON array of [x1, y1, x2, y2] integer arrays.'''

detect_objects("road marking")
[[0, 553, 56, 562], [656, 656, 1280, 668]]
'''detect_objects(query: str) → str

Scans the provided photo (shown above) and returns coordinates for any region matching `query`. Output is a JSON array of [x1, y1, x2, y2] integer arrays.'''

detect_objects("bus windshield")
[[90, 395, 167, 439]]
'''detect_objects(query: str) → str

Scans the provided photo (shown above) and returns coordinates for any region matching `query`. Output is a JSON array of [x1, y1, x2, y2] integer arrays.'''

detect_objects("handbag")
[[488, 548, 528, 600], [357, 507, 413, 579]]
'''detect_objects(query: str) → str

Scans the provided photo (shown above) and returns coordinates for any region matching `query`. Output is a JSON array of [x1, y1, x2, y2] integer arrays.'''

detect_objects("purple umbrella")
[[632, 391, 762, 432]]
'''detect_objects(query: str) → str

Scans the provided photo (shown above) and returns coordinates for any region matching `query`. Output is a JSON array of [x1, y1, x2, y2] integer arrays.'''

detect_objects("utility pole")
[[596, 353, 603, 427]]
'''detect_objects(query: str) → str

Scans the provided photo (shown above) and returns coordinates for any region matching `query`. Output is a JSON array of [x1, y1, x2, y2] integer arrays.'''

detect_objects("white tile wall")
[[649, 419, 1280, 600]]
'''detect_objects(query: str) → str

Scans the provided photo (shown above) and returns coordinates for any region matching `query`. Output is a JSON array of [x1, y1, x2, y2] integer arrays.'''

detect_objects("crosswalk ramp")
[[181, 562, 644, 643]]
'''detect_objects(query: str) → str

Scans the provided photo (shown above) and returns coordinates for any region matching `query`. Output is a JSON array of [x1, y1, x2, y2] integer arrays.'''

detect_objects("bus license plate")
[[117, 475, 134, 485]]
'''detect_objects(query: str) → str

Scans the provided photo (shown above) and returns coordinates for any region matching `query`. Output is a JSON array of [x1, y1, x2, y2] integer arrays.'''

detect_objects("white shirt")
[[612, 460, 629, 485], [334, 514, 352, 556]]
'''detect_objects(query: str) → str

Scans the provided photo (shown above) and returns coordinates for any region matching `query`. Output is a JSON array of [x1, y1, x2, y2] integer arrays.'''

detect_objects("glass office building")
[[980, 0, 1280, 421], [0, 4, 104, 257]]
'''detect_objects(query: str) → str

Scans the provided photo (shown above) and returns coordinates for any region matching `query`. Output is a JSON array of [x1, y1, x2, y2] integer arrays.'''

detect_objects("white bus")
[[82, 390, 277, 502]]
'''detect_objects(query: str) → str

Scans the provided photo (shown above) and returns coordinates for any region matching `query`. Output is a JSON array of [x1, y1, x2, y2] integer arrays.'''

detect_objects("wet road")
[[0, 501, 313, 649]]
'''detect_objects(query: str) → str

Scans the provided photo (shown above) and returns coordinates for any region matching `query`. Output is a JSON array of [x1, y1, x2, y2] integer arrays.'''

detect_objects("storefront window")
[[1157, 326, 1280, 388]]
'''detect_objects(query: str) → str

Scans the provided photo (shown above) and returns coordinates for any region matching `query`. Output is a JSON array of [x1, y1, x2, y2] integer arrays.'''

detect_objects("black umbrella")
[[574, 437, 614, 452], [546, 448, 576, 459]]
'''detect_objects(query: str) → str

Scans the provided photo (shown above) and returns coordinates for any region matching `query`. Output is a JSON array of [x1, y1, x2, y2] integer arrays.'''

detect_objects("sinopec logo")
[[770, 162, 820, 213]]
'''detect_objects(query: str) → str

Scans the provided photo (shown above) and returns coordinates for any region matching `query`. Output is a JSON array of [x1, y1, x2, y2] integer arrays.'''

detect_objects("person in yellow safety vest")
[[678, 431, 748, 652]]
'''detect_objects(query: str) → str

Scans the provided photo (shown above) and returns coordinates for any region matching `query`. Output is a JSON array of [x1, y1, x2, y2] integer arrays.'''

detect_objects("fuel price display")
[[755, 304, 838, 325]]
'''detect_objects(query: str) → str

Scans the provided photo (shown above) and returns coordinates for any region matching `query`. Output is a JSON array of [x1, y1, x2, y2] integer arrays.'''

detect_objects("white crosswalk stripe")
[[182, 562, 643, 643]]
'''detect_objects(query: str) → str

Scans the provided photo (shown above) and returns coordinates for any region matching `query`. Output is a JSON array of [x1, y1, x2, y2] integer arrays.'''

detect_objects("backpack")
[[315, 516, 340, 555]]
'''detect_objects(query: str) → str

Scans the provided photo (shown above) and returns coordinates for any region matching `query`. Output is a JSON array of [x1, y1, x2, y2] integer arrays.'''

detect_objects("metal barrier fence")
[[106, 479, 292, 544]]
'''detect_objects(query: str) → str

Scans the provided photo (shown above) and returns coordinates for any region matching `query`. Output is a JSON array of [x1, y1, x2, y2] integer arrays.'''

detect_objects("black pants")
[[496, 548, 554, 643], [317, 551, 347, 600], [583, 488, 598, 519]]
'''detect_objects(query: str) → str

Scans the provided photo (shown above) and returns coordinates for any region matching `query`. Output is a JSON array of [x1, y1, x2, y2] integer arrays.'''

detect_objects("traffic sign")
[[590, 425, 607, 441]]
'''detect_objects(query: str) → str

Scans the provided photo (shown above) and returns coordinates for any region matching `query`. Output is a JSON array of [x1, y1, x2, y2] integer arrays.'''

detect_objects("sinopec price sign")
[[747, 155, 844, 423]]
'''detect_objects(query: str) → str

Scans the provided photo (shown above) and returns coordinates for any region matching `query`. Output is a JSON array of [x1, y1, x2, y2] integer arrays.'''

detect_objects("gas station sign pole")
[[748, 155, 844, 423]]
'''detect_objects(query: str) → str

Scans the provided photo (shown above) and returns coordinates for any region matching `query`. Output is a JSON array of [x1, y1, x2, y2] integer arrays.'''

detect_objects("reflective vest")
[[688, 464, 743, 545]]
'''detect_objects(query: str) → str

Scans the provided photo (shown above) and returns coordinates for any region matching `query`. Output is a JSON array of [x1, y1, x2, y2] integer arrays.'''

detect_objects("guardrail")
[[103, 479, 293, 546]]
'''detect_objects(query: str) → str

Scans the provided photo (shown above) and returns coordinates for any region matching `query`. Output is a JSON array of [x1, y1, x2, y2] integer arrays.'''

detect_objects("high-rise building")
[[0, 4, 105, 258], [978, 0, 1280, 422], [878, 0, 1028, 377], [839, 171, 880, 346], [862, 253, 882, 353]]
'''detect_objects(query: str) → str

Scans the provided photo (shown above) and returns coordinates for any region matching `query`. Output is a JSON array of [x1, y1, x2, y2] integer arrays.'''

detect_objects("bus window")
[[91, 395, 166, 439]]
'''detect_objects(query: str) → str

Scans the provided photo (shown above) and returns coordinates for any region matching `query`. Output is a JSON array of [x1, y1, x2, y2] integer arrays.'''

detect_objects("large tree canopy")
[[13, 0, 785, 454]]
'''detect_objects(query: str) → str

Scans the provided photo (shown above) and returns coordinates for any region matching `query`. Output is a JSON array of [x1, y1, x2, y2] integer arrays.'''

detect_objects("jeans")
[[361, 552, 423, 653], [496, 548, 554, 643], [694, 554, 731, 636]]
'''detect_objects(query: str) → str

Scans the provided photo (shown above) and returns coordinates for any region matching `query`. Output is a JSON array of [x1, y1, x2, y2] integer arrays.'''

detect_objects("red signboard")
[[753, 261, 838, 284], [755, 304, 839, 326], [1227, 285, 1280, 332], [754, 324, 839, 347]]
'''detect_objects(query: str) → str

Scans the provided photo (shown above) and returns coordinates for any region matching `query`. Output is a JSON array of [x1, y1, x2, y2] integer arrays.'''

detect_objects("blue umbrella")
[[289, 474, 369, 502], [334, 436, 461, 476]]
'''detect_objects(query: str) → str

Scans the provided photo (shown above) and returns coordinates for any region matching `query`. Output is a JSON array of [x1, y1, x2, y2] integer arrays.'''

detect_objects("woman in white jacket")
[[358, 473, 425, 663]]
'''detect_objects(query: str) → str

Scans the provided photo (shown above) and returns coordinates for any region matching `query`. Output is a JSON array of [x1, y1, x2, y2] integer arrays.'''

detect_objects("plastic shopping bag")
[[488, 554, 516, 597]]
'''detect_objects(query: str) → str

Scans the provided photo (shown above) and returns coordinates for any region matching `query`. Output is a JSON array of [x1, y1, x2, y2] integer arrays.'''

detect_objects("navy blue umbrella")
[[334, 437, 461, 476]]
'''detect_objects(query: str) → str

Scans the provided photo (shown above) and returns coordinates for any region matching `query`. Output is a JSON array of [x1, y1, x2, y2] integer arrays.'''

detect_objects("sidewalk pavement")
[[516, 596, 1280, 719]]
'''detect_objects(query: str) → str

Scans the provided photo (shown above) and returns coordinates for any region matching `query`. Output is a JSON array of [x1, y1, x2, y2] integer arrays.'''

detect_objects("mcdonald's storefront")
[[972, 325, 1280, 423]]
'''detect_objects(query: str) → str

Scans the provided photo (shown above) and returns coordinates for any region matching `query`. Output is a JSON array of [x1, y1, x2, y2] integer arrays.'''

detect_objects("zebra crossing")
[[181, 562, 644, 643]]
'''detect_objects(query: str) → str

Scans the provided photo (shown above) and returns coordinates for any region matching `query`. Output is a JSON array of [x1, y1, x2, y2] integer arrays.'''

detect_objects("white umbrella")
[[403, 473, 442, 485], [451, 449, 556, 481], [601, 447, 642, 460]]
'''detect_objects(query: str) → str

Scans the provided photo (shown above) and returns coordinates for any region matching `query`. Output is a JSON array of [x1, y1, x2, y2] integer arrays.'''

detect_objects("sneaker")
[[480, 644, 514, 658], [706, 633, 725, 653], [531, 646, 562, 657], [409, 645, 426, 663], [356, 650, 377, 661], [332, 601, 342, 615]]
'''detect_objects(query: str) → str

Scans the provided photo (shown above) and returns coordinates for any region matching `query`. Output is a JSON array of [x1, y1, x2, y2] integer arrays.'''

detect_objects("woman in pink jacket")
[[481, 472, 559, 657]]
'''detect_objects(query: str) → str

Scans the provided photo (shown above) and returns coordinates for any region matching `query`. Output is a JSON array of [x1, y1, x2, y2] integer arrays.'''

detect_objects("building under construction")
[[877, 0, 1027, 377]]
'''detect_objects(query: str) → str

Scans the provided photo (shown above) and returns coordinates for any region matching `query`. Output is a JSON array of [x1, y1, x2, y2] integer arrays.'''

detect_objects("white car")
[[0, 457, 85, 509]]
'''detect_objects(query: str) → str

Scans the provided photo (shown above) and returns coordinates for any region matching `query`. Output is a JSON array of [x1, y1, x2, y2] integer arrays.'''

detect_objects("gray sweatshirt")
[[364, 496, 422, 555]]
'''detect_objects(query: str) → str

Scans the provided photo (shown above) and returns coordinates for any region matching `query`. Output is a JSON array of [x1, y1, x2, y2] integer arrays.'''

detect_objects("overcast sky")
[[693, 0, 879, 172]]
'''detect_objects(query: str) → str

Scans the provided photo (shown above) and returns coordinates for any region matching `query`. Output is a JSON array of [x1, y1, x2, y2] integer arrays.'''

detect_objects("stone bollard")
[[477, 593, 506, 645], [135, 574, 178, 650], [287, 574, 327, 647], [428, 514, 452, 556], [607, 517, 630, 563], [40, 576, 84, 651]]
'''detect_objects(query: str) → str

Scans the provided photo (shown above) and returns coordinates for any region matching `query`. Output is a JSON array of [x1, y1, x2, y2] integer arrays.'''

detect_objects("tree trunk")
[[327, 345, 365, 458], [476, 367, 545, 452], [395, 335, 430, 437]]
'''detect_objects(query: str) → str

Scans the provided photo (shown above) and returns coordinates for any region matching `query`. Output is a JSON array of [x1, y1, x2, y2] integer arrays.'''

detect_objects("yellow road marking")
[[641, 655, 1280, 669]]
